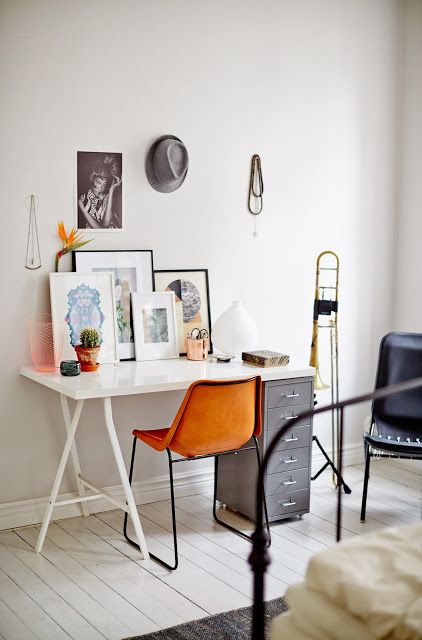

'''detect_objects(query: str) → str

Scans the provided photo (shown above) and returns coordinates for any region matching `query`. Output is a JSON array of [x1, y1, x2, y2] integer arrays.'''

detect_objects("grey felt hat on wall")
[[145, 135, 189, 193]]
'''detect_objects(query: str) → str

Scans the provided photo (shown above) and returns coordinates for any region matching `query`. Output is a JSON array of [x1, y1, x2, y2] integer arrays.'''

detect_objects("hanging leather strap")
[[248, 154, 263, 215]]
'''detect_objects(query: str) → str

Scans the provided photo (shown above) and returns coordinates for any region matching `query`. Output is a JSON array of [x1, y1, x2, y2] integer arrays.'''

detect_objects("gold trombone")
[[309, 251, 342, 487]]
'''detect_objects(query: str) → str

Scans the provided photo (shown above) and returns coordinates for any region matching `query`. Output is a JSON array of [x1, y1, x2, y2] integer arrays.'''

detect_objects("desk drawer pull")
[[282, 436, 299, 442], [283, 393, 299, 398], [281, 480, 297, 486], [284, 415, 298, 420], [281, 458, 298, 464], [279, 500, 297, 507]]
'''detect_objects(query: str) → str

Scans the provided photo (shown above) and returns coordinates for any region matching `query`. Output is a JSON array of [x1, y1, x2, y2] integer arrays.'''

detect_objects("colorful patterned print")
[[65, 284, 104, 346]]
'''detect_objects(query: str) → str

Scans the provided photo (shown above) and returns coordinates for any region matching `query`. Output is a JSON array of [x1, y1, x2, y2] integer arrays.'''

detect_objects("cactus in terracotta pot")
[[75, 327, 102, 372]]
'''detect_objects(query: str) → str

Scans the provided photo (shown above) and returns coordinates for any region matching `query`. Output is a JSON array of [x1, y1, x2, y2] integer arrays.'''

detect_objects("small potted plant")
[[75, 327, 102, 372]]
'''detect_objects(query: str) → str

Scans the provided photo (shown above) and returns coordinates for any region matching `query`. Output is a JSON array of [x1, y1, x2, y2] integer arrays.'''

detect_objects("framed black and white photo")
[[49, 272, 119, 365], [132, 292, 178, 361], [76, 151, 123, 230], [73, 250, 154, 360], [154, 269, 212, 355]]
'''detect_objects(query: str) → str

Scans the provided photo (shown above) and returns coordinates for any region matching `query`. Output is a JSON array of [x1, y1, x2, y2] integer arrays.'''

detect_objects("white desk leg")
[[35, 399, 84, 553], [103, 397, 149, 560], [60, 394, 89, 517]]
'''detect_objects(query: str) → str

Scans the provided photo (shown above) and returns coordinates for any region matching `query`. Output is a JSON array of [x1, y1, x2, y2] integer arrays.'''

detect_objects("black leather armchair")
[[361, 332, 422, 522]]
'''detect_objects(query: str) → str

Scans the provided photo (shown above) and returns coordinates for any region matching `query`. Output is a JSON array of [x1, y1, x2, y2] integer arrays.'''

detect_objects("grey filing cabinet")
[[216, 376, 314, 522]]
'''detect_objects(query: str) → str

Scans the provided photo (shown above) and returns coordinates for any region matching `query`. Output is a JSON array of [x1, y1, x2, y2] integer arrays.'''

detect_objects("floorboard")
[[0, 533, 105, 640], [0, 567, 71, 640], [0, 599, 39, 640], [0, 460, 420, 639]]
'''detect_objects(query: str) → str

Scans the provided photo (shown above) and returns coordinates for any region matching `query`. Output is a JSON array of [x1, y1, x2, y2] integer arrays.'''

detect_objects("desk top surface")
[[19, 359, 314, 400]]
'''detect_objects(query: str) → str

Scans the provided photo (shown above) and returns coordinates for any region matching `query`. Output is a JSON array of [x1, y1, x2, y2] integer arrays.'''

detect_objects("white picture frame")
[[73, 250, 154, 360], [49, 272, 119, 365], [132, 292, 179, 361]]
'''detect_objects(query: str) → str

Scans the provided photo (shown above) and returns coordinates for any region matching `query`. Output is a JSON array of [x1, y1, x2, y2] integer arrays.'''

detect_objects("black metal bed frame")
[[249, 376, 422, 640]]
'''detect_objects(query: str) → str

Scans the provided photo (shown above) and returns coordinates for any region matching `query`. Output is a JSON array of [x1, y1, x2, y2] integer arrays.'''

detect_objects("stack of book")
[[242, 350, 289, 367]]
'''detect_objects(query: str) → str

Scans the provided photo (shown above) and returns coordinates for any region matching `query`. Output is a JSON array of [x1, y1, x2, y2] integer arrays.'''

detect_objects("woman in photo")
[[77, 153, 122, 229]]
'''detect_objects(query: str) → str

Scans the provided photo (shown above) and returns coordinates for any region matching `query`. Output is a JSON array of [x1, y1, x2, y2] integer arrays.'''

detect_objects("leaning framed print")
[[73, 250, 154, 360], [49, 272, 119, 365], [132, 292, 179, 361], [154, 269, 212, 355]]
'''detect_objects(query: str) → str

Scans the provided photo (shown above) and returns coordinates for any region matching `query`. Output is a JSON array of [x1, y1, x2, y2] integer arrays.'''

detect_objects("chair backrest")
[[372, 332, 422, 438], [167, 376, 262, 458]]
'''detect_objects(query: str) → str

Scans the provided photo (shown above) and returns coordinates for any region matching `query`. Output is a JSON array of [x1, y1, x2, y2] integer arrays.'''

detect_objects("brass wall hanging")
[[248, 154, 263, 237], [25, 194, 41, 270]]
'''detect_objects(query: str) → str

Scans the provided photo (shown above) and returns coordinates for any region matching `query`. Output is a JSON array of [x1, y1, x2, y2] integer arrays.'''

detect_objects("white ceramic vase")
[[212, 300, 259, 356]]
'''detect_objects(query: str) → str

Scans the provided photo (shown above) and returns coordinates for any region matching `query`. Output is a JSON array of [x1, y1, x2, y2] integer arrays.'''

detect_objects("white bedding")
[[270, 523, 422, 640]]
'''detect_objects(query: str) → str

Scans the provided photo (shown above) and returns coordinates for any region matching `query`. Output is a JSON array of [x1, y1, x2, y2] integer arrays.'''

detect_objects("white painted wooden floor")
[[0, 460, 420, 640]]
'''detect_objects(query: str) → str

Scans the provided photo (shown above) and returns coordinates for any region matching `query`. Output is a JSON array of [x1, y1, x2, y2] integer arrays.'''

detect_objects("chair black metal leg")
[[360, 442, 371, 522], [312, 435, 352, 494], [213, 437, 271, 547], [123, 440, 178, 570]]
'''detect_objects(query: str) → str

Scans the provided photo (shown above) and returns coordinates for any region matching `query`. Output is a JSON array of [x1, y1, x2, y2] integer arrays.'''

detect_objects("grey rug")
[[123, 597, 288, 639]]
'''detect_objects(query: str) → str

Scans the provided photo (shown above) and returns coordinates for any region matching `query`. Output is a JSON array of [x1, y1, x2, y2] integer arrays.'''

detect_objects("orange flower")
[[57, 221, 67, 243], [67, 228, 77, 245], [55, 221, 92, 271]]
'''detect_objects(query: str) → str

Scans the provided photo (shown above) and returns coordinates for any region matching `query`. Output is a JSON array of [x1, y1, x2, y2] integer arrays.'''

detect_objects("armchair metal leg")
[[213, 436, 271, 547], [123, 439, 178, 570], [360, 442, 371, 522]]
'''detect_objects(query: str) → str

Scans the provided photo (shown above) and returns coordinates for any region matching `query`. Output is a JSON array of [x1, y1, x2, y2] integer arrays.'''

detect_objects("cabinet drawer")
[[267, 405, 311, 432], [267, 424, 311, 451], [267, 489, 310, 518], [267, 382, 312, 409], [267, 447, 309, 474], [265, 467, 310, 496]]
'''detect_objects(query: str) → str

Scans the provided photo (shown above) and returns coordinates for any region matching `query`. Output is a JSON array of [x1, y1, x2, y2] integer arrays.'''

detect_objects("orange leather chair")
[[123, 376, 270, 570]]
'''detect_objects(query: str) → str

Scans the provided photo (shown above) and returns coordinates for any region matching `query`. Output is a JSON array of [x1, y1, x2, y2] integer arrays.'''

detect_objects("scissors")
[[189, 328, 209, 340]]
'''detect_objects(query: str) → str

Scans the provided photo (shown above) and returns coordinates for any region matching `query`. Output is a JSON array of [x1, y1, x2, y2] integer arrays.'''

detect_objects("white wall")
[[0, 0, 402, 512], [394, 0, 422, 329]]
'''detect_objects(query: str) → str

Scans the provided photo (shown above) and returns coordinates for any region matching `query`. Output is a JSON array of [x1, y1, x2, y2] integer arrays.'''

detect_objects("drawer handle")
[[281, 458, 298, 464], [281, 480, 297, 486], [283, 393, 299, 398], [279, 500, 297, 507], [284, 415, 299, 420], [282, 436, 299, 442]]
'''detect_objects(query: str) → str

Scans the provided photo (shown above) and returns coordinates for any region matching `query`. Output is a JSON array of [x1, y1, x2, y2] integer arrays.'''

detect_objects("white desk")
[[19, 359, 314, 557]]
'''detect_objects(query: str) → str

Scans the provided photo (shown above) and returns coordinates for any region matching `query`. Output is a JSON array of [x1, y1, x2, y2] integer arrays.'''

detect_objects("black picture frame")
[[73, 249, 155, 360], [154, 269, 213, 356]]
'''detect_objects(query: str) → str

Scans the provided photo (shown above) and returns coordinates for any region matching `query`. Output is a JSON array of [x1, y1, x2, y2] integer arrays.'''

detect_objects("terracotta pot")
[[74, 345, 100, 372]]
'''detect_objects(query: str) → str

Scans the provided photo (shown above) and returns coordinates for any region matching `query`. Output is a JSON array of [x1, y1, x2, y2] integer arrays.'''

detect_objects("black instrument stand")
[[311, 435, 352, 494]]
